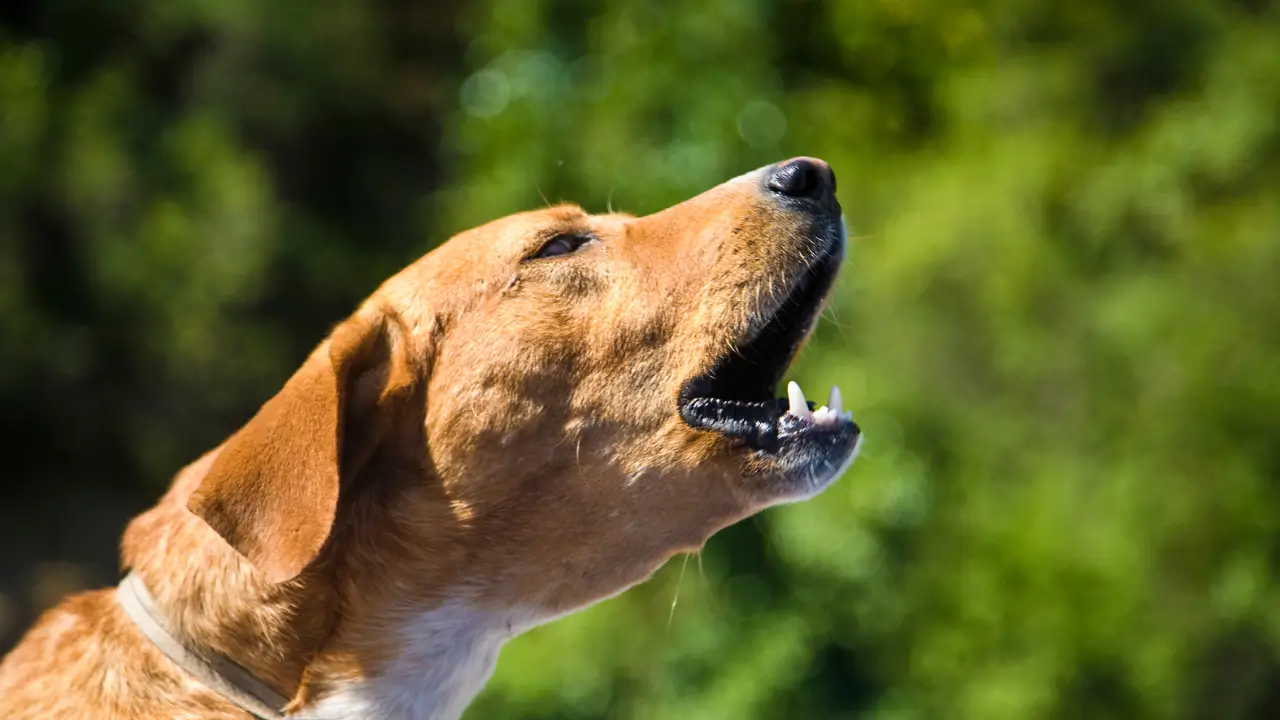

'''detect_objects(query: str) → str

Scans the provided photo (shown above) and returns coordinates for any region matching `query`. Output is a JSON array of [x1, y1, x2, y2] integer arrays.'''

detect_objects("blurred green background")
[[2, 0, 1279, 717]]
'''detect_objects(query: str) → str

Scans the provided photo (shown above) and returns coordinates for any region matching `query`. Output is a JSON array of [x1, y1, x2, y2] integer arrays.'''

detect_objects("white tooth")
[[828, 386, 842, 415], [787, 381, 811, 418], [843, 410, 853, 421], [813, 406, 830, 424]]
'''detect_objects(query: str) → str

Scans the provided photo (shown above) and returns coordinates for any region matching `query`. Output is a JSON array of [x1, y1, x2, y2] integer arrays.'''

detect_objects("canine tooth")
[[787, 381, 811, 418], [828, 386, 842, 415]]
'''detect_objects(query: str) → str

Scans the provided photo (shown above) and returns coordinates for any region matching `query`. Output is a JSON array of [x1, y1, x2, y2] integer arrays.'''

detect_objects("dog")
[[0, 157, 861, 719]]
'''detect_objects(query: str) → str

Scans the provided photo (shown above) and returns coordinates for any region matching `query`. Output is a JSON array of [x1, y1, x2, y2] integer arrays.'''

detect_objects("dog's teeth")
[[787, 381, 811, 419], [828, 386, 842, 415], [843, 410, 853, 421], [813, 406, 837, 424]]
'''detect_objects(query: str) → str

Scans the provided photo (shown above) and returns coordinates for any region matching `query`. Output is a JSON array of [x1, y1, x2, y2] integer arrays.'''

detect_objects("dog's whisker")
[[666, 552, 691, 633], [823, 308, 852, 343], [575, 434, 584, 478], [820, 304, 850, 332]]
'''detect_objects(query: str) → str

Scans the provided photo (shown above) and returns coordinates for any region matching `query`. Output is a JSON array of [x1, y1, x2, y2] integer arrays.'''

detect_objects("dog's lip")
[[739, 217, 846, 344], [678, 384, 861, 454]]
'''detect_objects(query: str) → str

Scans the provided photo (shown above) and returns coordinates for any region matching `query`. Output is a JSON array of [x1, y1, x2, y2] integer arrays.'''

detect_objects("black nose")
[[765, 157, 836, 201]]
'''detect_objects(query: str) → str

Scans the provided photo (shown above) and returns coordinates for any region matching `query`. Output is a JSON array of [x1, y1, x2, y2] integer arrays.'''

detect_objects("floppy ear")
[[187, 307, 419, 583]]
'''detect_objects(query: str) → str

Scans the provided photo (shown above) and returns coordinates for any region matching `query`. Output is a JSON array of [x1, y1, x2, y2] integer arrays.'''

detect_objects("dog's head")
[[187, 158, 860, 616]]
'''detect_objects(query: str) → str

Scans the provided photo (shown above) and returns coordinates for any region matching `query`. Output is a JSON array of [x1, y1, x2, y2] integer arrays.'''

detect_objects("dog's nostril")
[[766, 157, 832, 200]]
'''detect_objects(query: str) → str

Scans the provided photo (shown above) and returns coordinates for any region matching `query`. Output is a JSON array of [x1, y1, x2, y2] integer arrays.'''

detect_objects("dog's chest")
[[302, 601, 530, 720]]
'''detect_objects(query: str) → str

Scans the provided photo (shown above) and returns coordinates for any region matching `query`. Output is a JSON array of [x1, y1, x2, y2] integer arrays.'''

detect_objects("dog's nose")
[[765, 157, 836, 201]]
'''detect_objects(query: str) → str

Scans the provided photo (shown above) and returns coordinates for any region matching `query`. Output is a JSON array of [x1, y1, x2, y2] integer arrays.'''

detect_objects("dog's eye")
[[531, 233, 595, 260]]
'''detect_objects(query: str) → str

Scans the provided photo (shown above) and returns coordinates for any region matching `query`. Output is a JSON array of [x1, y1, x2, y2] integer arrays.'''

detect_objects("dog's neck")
[[120, 448, 734, 720], [120, 451, 537, 720], [297, 601, 533, 720]]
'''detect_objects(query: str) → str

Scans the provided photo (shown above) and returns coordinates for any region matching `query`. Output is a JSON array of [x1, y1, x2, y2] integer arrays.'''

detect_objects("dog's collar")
[[116, 571, 289, 720]]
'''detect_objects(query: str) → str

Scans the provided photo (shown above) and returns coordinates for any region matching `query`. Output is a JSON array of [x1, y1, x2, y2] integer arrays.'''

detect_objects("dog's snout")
[[765, 157, 836, 202]]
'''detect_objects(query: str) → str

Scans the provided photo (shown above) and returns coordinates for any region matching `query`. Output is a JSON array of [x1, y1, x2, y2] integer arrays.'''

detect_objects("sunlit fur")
[[0, 160, 849, 719]]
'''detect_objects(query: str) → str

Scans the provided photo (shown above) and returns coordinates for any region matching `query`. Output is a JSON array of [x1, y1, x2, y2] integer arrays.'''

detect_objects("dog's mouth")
[[678, 219, 861, 462]]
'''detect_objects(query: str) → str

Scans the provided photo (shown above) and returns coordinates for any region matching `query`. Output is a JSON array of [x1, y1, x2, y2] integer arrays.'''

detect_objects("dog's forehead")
[[373, 179, 767, 323], [462, 204, 591, 246], [367, 205, 603, 325]]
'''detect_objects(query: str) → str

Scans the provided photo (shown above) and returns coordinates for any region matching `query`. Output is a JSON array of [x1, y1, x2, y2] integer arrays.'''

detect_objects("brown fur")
[[0, 160, 843, 718]]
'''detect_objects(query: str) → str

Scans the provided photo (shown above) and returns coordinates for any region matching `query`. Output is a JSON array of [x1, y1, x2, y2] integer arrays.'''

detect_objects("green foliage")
[[3, 0, 1278, 717]]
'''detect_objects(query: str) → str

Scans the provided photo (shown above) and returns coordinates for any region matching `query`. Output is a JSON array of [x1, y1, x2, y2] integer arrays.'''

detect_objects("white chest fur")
[[301, 601, 533, 720]]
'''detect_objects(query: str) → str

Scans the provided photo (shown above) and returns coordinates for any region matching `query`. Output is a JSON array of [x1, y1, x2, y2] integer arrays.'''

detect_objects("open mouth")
[[678, 220, 861, 455]]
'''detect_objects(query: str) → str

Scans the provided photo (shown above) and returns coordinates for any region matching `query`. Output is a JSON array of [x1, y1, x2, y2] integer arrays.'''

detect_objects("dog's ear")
[[187, 307, 419, 583]]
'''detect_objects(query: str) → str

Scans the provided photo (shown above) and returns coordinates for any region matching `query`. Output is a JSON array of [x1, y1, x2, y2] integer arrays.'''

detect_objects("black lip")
[[678, 218, 850, 453]]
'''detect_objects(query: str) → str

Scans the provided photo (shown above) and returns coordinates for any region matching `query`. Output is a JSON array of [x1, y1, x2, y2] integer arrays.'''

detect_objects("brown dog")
[[0, 158, 861, 719]]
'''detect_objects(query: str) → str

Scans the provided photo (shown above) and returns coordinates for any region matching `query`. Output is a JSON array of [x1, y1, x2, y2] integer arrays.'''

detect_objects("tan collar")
[[115, 572, 289, 720]]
